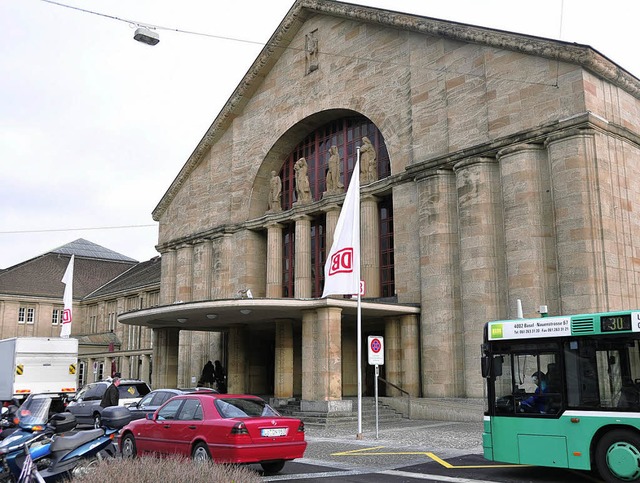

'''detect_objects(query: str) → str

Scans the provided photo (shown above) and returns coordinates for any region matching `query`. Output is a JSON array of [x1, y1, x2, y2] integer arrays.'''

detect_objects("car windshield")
[[215, 398, 280, 418]]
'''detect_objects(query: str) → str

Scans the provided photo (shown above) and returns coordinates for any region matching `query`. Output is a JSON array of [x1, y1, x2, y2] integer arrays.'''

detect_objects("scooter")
[[1, 407, 129, 482]]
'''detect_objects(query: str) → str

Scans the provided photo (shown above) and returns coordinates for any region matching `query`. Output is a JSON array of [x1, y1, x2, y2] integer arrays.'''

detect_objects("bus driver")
[[521, 371, 548, 413]]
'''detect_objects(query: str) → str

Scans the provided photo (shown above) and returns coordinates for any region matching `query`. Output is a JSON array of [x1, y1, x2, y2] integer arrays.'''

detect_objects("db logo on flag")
[[328, 247, 353, 275], [62, 309, 72, 323]]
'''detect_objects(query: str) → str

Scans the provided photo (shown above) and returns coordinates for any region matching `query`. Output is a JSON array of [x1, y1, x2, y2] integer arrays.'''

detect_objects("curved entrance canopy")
[[119, 298, 420, 331]]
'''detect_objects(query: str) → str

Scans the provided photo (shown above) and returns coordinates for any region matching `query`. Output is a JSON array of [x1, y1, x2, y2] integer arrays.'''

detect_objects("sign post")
[[368, 336, 384, 439]]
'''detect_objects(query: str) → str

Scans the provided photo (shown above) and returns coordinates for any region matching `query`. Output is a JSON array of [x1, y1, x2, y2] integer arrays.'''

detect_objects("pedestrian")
[[100, 373, 121, 408], [199, 361, 215, 387], [213, 360, 226, 393]]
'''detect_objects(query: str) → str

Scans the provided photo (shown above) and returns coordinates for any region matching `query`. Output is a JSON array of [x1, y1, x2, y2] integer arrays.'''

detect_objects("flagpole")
[[355, 146, 363, 439]]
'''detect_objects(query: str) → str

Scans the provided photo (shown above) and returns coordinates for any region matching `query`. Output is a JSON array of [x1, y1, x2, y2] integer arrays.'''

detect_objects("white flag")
[[60, 255, 74, 338], [322, 156, 360, 297]]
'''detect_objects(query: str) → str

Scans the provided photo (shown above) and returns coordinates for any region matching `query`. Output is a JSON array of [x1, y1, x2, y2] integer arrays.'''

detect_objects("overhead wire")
[[38, 0, 560, 89], [0, 224, 157, 235]]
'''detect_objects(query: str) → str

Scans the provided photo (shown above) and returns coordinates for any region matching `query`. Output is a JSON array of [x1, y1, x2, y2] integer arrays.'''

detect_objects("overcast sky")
[[1, 0, 638, 269]]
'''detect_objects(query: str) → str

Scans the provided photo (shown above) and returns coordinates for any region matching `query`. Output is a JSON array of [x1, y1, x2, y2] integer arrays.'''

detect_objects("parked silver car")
[[67, 379, 151, 428]]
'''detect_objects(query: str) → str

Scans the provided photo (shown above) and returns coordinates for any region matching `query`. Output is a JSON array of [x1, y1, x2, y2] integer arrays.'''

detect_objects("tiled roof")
[[50, 238, 137, 263], [0, 239, 140, 299], [85, 257, 161, 299], [0, 254, 137, 299]]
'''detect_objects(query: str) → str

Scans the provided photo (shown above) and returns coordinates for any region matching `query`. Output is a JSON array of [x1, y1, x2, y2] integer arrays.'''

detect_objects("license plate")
[[261, 427, 288, 437]]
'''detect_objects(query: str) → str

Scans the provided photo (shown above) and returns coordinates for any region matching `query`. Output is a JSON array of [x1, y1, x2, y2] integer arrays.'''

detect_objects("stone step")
[[276, 397, 407, 427]]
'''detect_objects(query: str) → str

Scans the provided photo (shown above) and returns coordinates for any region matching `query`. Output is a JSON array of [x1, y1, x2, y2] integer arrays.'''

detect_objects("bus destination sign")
[[488, 317, 571, 340]]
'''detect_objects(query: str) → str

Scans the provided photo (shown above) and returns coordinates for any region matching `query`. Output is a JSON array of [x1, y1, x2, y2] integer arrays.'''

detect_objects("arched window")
[[280, 116, 393, 299], [280, 116, 390, 210]]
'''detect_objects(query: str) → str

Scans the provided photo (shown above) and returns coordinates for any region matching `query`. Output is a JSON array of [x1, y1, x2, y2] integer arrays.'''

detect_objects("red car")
[[118, 392, 307, 474]]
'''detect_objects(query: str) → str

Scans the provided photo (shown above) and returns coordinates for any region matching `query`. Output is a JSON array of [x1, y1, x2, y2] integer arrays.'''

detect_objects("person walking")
[[100, 374, 121, 408]]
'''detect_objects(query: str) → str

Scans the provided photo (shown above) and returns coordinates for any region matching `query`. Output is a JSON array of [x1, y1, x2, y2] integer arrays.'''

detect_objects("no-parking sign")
[[367, 336, 384, 365]]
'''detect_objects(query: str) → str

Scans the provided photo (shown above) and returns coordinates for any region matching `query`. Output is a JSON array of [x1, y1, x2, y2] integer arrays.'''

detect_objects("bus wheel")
[[596, 429, 640, 482]]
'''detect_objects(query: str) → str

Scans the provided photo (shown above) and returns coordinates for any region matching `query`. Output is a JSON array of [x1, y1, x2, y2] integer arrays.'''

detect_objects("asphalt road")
[[257, 419, 605, 483]]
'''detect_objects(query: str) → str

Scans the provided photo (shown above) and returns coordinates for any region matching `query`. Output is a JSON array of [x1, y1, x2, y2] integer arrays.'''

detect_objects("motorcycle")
[[0, 401, 130, 482]]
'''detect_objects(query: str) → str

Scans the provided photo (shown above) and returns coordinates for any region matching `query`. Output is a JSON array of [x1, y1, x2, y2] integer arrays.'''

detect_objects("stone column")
[[361, 195, 380, 298], [384, 317, 401, 396], [193, 239, 213, 301], [140, 355, 151, 385], [316, 306, 343, 400], [152, 328, 179, 389], [545, 129, 605, 313], [417, 169, 463, 397], [301, 310, 317, 400], [294, 215, 312, 298], [87, 357, 95, 383], [266, 223, 284, 298], [274, 319, 294, 398], [324, 204, 341, 249], [227, 326, 247, 394], [159, 249, 177, 305], [454, 157, 505, 398], [211, 234, 234, 299], [341, 324, 357, 397], [176, 244, 194, 303], [400, 314, 420, 397], [119, 355, 130, 378], [498, 143, 558, 317]]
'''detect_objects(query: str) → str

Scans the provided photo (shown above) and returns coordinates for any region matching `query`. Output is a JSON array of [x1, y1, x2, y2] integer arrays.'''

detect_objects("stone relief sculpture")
[[294, 157, 312, 204], [324, 145, 343, 196], [305, 30, 319, 74], [360, 136, 378, 184], [267, 170, 282, 212]]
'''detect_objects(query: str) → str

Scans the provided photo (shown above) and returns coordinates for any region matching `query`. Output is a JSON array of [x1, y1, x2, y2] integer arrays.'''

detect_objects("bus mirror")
[[481, 356, 490, 378], [482, 355, 503, 378], [494, 356, 503, 377]]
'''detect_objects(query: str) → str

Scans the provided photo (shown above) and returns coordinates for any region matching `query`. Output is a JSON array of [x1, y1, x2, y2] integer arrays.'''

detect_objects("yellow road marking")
[[331, 447, 527, 469]]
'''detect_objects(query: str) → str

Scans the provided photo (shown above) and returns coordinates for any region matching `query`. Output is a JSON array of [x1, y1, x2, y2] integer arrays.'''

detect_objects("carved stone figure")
[[268, 170, 282, 212], [324, 145, 343, 195], [360, 136, 377, 184], [305, 31, 319, 74], [294, 157, 312, 204]]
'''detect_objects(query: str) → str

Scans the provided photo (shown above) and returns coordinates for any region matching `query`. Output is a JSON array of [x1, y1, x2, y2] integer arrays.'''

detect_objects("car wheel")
[[261, 460, 285, 474], [121, 433, 137, 458], [596, 429, 640, 483], [93, 413, 102, 429], [192, 442, 211, 461]]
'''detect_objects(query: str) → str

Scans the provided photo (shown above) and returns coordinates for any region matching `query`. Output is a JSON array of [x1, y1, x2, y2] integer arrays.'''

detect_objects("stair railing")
[[378, 377, 412, 419]]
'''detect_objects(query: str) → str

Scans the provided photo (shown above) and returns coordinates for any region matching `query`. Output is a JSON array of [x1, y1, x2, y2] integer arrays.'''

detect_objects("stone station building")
[[120, 0, 640, 415]]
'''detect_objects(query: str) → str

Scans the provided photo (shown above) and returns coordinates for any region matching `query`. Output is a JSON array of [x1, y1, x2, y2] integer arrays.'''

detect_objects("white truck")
[[0, 337, 78, 402]]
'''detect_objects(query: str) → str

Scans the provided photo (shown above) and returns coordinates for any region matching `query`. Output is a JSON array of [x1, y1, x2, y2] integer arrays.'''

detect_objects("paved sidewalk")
[[305, 417, 484, 455]]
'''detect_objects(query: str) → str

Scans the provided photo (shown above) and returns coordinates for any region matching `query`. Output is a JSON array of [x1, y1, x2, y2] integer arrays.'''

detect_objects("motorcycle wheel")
[[70, 456, 99, 478]]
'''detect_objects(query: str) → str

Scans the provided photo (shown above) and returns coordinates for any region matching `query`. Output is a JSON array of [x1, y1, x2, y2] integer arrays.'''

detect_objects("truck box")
[[0, 337, 78, 401]]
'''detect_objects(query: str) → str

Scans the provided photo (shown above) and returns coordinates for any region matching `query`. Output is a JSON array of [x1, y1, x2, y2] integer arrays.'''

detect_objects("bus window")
[[564, 338, 640, 410], [493, 351, 561, 415]]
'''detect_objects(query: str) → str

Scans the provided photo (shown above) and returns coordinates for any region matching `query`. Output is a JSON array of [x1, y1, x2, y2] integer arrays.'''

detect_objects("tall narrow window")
[[379, 196, 395, 298], [310, 217, 326, 298], [26, 308, 35, 324], [282, 223, 295, 298]]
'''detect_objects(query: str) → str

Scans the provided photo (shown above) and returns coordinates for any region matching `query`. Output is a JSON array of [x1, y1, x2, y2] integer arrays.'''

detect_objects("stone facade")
[[122, 0, 640, 403]]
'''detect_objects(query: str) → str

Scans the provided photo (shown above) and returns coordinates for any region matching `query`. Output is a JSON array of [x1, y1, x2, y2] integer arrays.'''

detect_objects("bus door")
[[489, 345, 567, 466]]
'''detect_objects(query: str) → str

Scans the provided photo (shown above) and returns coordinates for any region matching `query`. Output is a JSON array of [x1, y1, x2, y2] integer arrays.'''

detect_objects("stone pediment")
[[152, 0, 640, 222]]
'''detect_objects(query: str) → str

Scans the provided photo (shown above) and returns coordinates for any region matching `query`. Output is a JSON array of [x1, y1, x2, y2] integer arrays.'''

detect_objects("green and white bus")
[[482, 310, 640, 482]]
